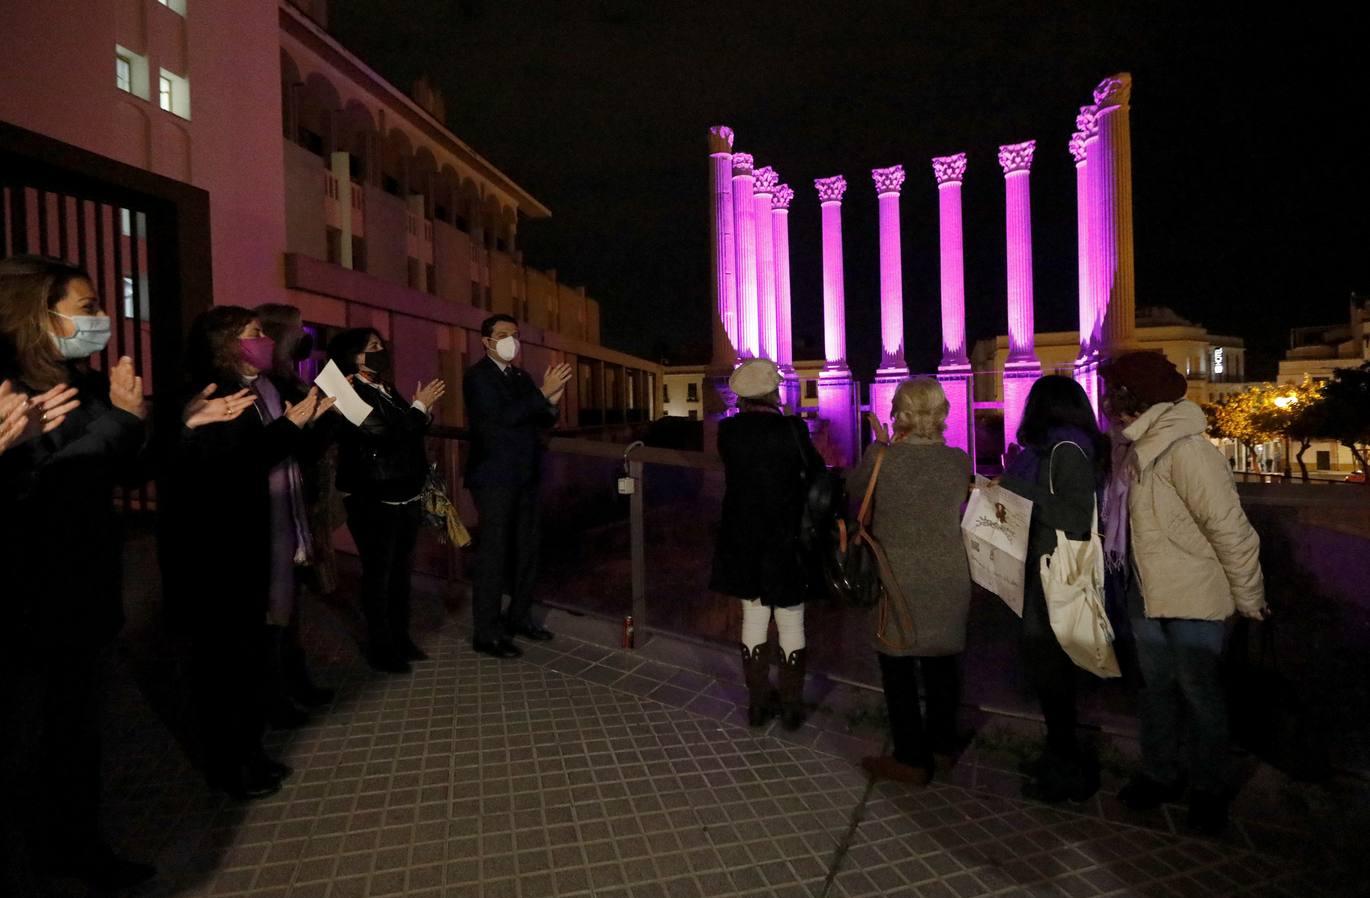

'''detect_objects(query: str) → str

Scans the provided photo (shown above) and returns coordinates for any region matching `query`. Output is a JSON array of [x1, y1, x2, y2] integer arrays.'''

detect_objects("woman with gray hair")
[[848, 378, 972, 785], [710, 359, 825, 730]]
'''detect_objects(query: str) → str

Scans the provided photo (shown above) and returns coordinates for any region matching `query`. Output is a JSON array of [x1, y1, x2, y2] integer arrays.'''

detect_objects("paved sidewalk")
[[75, 559, 1357, 898]]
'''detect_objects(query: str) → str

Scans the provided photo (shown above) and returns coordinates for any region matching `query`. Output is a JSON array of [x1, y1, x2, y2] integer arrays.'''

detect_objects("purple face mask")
[[239, 335, 276, 373]]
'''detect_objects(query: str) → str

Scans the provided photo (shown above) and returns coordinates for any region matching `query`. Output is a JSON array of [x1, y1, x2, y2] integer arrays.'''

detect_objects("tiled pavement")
[[81, 555, 1362, 898]]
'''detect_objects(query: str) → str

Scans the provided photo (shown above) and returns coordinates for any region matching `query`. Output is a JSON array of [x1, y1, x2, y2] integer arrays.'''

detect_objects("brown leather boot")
[[778, 648, 808, 731], [740, 644, 777, 727]]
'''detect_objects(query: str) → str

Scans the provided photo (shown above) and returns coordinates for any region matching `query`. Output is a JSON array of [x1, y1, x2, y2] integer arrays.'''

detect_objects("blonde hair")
[[891, 377, 949, 441]]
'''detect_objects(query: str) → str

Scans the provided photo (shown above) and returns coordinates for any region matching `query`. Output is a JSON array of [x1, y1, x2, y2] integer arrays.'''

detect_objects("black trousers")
[[471, 483, 542, 644], [878, 652, 961, 770], [191, 620, 266, 779], [345, 496, 422, 656], [1, 647, 106, 885], [1021, 574, 1081, 758]]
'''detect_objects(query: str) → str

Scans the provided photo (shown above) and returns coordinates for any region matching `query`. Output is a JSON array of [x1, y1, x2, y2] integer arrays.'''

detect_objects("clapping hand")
[[109, 356, 148, 420], [183, 384, 256, 429], [865, 412, 890, 445], [1, 380, 81, 454], [541, 363, 573, 403], [415, 378, 446, 410], [284, 386, 336, 428]]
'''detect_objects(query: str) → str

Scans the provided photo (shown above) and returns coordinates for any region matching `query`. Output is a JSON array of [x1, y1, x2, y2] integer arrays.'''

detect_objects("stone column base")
[[817, 367, 860, 467], [1002, 359, 1042, 456], [869, 367, 909, 431], [936, 364, 975, 461]]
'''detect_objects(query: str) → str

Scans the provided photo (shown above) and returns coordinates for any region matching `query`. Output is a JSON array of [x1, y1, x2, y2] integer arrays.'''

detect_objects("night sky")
[[331, 1, 1368, 379]]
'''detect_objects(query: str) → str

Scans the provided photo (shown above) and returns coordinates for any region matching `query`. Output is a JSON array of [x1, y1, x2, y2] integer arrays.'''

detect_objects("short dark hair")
[[327, 327, 381, 377], [187, 305, 256, 388], [480, 314, 517, 339]]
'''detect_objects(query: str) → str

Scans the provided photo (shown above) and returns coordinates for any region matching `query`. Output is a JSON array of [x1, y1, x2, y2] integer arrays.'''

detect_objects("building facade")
[[1276, 295, 1368, 475], [0, 0, 659, 429]]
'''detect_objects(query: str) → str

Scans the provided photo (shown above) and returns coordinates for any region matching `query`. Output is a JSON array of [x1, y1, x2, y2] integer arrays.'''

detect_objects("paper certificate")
[[314, 360, 374, 427]]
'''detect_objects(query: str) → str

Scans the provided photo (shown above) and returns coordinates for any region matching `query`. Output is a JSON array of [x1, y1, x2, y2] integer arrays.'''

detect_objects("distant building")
[[0, 0, 659, 429], [1276, 295, 1369, 475]]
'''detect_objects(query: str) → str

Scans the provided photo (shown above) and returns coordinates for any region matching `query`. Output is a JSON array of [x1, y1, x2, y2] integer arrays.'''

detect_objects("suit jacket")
[[463, 356, 558, 489], [334, 378, 431, 502]]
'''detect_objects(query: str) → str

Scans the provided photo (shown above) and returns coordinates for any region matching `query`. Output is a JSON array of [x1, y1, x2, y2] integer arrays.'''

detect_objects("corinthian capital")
[[1075, 105, 1099, 139], [731, 153, 754, 177], [871, 165, 906, 195], [708, 125, 735, 155], [753, 165, 780, 194], [931, 153, 967, 185], [813, 176, 847, 203], [997, 140, 1036, 175], [772, 184, 794, 210], [1069, 133, 1087, 163], [1092, 73, 1132, 109]]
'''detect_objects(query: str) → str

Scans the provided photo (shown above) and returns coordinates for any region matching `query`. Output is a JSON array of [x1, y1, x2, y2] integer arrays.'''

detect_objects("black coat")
[[333, 378, 430, 503], [159, 378, 306, 630], [709, 411, 823, 607], [1, 365, 145, 650], [462, 356, 557, 489]]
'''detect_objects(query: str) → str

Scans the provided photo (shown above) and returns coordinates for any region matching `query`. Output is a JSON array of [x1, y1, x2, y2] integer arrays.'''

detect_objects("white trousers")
[[740, 598, 806, 655]]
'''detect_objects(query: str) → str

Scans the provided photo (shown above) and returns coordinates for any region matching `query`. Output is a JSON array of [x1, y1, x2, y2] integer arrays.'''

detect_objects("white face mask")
[[494, 335, 519, 363]]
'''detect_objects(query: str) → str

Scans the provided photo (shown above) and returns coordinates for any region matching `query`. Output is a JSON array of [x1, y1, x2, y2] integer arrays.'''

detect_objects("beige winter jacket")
[[1123, 400, 1267, 620]]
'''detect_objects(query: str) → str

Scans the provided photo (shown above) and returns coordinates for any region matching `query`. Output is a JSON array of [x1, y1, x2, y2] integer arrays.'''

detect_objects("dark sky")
[[331, 1, 1368, 379]]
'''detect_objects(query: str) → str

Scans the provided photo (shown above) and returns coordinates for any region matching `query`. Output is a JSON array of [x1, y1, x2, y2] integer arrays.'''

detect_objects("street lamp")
[[1272, 392, 1298, 479]]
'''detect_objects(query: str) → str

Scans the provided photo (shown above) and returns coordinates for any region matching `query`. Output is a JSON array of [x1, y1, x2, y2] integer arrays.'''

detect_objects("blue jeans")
[[1129, 585, 1229, 793]]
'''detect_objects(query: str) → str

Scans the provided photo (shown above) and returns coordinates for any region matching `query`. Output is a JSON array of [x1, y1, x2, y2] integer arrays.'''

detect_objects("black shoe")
[[508, 622, 554, 641], [249, 754, 294, 783], [209, 766, 282, 801], [289, 682, 335, 708], [1118, 773, 1187, 811], [1022, 755, 1100, 804], [367, 651, 411, 674], [1187, 789, 1230, 836], [49, 845, 156, 891], [473, 638, 523, 659], [399, 640, 430, 661], [266, 699, 311, 730]]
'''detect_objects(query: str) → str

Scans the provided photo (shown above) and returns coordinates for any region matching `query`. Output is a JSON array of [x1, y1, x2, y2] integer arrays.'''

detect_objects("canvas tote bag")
[[1040, 442, 1120, 678]]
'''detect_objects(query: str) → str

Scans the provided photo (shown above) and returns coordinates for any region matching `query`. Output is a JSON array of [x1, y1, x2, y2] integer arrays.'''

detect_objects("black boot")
[[778, 648, 808, 731], [740, 644, 777, 727], [282, 620, 334, 708], [1022, 748, 1099, 804]]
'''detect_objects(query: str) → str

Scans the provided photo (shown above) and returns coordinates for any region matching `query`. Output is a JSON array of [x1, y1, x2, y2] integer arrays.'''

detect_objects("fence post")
[[629, 458, 647, 643]]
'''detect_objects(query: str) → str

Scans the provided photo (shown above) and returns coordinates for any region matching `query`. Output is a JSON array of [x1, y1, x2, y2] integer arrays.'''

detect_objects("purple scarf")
[[252, 377, 314, 626], [1102, 427, 1133, 573]]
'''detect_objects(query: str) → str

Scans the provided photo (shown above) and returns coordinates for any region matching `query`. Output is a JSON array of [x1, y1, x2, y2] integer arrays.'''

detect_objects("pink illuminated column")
[[998, 140, 1042, 452], [814, 176, 849, 370], [1091, 74, 1137, 356], [1070, 109, 1099, 412], [814, 175, 858, 466], [932, 153, 974, 457], [752, 166, 780, 361], [869, 164, 908, 428], [708, 126, 738, 369], [771, 183, 799, 404], [731, 153, 760, 358]]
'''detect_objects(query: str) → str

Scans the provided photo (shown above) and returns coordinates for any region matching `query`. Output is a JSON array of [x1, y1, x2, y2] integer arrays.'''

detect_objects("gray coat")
[[848, 440, 973, 656]]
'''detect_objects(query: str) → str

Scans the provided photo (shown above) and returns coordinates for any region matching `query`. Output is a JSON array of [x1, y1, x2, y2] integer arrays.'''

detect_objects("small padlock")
[[617, 476, 636, 495]]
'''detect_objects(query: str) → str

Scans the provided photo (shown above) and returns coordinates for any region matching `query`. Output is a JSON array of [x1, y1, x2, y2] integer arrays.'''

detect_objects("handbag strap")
[[858, 443, 887, 528]]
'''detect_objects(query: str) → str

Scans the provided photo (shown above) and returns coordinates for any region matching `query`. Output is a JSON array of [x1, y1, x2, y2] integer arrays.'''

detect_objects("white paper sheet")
[[314, 360, 374, 427], [961, 484, 1033, 616]]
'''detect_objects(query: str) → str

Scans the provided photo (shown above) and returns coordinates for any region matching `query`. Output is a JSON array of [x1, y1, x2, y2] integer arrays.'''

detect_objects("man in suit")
[[464, 314, 572, 659]]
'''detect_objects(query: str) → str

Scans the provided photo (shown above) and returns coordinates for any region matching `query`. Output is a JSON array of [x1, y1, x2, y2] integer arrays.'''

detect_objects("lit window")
[[115, 46, 149, 99], [157, 69, 190, 119], [116, 55, 132, 93], [686, 383, 699, 403], [122, 277, 135, 318], [159, 75, 173, 111], [157, 0, 188, 15]]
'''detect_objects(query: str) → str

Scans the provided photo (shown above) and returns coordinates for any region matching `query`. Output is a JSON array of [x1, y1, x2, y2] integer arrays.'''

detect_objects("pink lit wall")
[[814, 175, 848, 368], [731, 153, 760, 359], [708, 126, 738, 366], [772, 184, 795, 371], [931, 154, 968, 365], [752, 166, 779, 361]]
